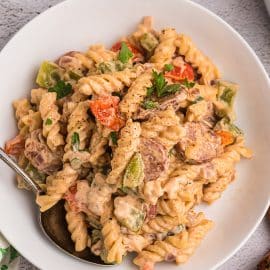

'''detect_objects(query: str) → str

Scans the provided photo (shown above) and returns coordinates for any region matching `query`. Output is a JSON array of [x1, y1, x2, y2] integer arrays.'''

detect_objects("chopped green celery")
[[140, 33, 159, 52], [215, 80, 238, 120], [25, 163, 46, 183], [123, 153, 144, 189], [214, 117, 243, 137], [36, 61, 64, 88], [121, 207, 145, 232]]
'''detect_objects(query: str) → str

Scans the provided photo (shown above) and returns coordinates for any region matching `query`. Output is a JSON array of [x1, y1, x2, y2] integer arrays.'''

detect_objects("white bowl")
[[0, 0, 269, 269]]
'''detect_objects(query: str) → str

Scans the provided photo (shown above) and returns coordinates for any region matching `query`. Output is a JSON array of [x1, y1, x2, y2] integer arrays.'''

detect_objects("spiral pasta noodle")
[[134, 215, 213, 268], [141, 107, 184, 150], [106, 119, 141, 184], [13, 99, 32, 131], [89, 122, 111, 166], [175, 34, 220, 85], [64, 202, 90, 251], [128, 16, 154, 47], [36, 164, 78, 212], [77, 65, 144, 96], [203, 171, 235, 204], [86, 44, 116, 64], [150, 28, 178, 64], [39, 92, 64, 151], [119, 72, 152, 117], [157, 199, 187, 218], [101, 219, 126, 264], [142, 215, 183, 234], [64, 100, 92, 152]]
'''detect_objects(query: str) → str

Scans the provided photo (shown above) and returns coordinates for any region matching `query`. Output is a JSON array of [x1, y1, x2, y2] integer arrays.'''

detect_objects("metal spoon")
[[0, 147, 109, 266]]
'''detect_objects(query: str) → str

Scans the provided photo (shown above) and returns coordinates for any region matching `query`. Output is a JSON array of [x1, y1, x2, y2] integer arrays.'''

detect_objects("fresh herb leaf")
[[152, 70, 167, 96], [146, 86, 155, 97], [192, 96, 204, 104], [45, 118, 52, 125], [110, 132, 118, 145], [1, 265, 8, 270], [48, 80, 72, 99], [158, 83, 181, 97], [142, 100, 158, 109], [0, 248, 9, 256], [9, 246, 19, 263], [118, 42, 133, 63], [182, 79, 195, 89], [164, 64, 174, 72], [71, 132, 80, 151]]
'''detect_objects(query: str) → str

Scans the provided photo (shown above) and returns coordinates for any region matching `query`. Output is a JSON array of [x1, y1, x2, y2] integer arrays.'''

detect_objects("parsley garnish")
[[152, 71, 167, 97], [146, 86, 155, 97], [142, 100, 158, 110], [48, 80, 72, 99], [159, 84, 181, 97], [71, 132, 80, 151], [9, 246, 19, 263], [45, 118, 52, 125], [182, 79, 195, 89], [164, 64, 174, 71], [110, 132, 118, 145], [118, 42, 133, 63], [147, 70, 182, 98]]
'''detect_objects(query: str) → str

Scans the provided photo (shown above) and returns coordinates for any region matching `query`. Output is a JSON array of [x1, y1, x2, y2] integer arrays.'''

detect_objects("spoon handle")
[[0, 147, 43, 194]]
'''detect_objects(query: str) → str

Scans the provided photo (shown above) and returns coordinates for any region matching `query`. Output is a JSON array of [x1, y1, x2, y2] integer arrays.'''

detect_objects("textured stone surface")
[[0, 0, 269, 269]]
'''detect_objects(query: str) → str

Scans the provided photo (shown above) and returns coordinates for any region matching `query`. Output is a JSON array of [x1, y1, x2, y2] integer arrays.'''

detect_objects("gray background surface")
[[0, 0, 269, 269]]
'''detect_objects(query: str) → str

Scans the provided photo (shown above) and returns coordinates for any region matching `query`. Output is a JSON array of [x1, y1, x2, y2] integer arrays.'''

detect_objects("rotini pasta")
[[175, 34, 220, 84], [6, 17, 252, 269], [64, 202, 90, 252], [119, 72, 153, 117], [101, 219, 126, 264], [36, 164, 78, 212], [141, 106, 184, 150], [39, 92, 64, 151], [86, 44, 117, 64], [106, 119, 141, 184], [134, 215, 213, 269], [77, 65, 144, 96], [150, 28, 178, 65]]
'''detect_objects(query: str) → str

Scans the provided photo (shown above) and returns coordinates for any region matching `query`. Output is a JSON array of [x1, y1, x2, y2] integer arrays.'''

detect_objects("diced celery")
[[123, 153, 144, 189], [140, 33, 159, 52], [121, 207, 145, 232], [36, 61, 64, 88]]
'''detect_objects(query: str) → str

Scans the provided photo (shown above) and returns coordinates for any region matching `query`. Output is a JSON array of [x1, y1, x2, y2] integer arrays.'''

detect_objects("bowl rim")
[[0, 0, 269, 269]]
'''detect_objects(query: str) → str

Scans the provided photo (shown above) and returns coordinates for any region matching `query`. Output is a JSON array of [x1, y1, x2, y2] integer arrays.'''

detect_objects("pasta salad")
[[5, 16, 252, 270]]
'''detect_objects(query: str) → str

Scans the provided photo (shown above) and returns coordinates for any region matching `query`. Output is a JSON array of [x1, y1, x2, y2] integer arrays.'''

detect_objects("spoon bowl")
[[0, 147, 110, 266]]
